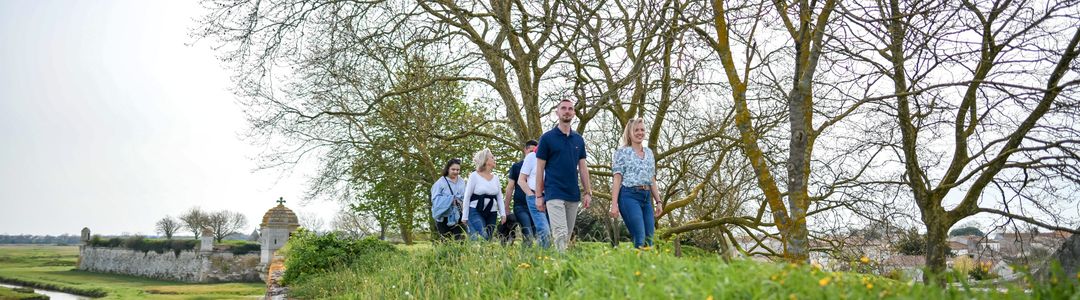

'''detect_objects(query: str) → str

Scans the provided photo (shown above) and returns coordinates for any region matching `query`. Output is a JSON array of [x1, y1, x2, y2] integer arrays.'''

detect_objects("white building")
[[259, 197, 300, 266]]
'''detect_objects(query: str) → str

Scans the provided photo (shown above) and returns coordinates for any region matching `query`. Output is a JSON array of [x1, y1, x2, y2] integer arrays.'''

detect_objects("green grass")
[[0, 245, 264, 299], [0, 286, 49, 300], [286, 241, 1080, 299]]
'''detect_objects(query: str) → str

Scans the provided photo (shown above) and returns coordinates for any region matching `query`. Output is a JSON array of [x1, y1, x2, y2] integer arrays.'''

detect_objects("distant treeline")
[[0, 234, 81, 245]]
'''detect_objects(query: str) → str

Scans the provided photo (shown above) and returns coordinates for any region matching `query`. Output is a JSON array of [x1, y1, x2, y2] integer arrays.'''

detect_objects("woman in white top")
[[460, 148, 507, 240]]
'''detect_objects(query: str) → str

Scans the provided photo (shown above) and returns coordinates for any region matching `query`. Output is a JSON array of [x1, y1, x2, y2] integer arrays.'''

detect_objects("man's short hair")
[[558, 99, 574, 106], [525, 140, 538, 148]]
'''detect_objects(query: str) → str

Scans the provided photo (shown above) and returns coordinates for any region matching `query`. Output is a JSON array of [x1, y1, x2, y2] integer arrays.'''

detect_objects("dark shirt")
[[535, 125, 587, 202], [508, 161, 527, 207]]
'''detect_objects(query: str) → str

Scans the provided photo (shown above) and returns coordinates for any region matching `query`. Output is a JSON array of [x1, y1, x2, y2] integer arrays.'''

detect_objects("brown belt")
[[630, 185, 650, 190]]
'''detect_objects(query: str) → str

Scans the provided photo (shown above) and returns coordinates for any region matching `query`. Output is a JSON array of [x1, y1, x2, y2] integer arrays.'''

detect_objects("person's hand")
[[536, 196, 545, 212], [582, 194, 592, 209], [501, 217, 508, 225], [609, 202, 620, 218], [654, 202, 663, 217]]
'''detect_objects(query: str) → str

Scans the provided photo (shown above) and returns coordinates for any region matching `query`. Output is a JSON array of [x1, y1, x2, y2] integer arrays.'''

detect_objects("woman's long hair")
[[619, 118, 647, 147], [441, 158, 462, 177]]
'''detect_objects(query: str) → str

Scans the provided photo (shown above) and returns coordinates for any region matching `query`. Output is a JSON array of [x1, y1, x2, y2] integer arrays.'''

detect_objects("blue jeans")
[[513, 204, 535, 246], [467, 207, 498, 240], [526, 195, 551, 248], [618, 186, 655, 248]]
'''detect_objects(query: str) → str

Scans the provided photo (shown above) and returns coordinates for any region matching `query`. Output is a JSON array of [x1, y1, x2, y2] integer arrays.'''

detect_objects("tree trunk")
[[782, 217, 810, 263], [785, 81, 812, 263], [401, 223, 413, 245], [923, 211, 951, 284]]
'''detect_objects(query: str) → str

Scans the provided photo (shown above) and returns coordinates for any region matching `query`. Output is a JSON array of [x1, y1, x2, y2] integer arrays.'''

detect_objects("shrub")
[[282, 229, 399, 284], [953, 255, 975, 274], [969, 261, 998, 281], [87, 236, 198, 255], [107, 237, 123, 247], [228, 243, 261, 255]]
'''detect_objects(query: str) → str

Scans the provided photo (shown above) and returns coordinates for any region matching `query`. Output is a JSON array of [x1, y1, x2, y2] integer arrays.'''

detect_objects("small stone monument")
[[81, 227, 91, 244], [200, 227, 215, 252]]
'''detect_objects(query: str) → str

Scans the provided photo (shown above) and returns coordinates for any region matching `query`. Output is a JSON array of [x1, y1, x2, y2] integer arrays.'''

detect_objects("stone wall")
[[77, 246, 261, 283]]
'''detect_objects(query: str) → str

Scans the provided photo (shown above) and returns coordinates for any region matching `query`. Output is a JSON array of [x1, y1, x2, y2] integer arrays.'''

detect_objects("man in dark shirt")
[[535, 99, 593, 252], [503, 140, 539, 246]]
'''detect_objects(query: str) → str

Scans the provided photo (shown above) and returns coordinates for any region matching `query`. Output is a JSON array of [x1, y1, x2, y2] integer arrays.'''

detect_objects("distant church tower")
[[259, 197, 300, 266]]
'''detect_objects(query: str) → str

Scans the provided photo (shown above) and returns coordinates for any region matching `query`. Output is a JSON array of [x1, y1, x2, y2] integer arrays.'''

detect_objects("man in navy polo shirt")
[[534, 99, 593, 252]]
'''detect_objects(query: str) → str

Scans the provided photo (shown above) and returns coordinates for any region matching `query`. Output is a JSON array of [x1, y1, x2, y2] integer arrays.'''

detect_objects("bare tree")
[[553, 0, 761, 251], [332, 209, 377, 238], [297, 211, 326, 234], [834, 0, 1080, 281], [693, 0, 880, 263], [206, 210, 248, 243], [155, 216, 181, 240], [179, 207, 208, 239]]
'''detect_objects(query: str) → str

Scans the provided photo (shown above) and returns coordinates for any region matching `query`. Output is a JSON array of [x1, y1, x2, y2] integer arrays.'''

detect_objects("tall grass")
[[287, 241, 1079, 299]]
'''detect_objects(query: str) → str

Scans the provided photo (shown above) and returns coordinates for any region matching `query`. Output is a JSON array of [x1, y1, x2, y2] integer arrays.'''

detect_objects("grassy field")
[[0, 245, 264, 299], [286, 240, 1080, 299]]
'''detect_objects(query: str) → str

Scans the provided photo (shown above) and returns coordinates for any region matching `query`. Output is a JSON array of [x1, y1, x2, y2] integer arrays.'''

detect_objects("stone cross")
[[277, 197, 285, 205]]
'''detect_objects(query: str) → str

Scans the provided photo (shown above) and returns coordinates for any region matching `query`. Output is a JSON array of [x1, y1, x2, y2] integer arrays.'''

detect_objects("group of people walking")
[[431, 100, 662, 251]]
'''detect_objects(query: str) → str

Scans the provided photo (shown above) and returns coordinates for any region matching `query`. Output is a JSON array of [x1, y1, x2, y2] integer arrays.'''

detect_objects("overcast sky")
[[0, 0, 339, 236]]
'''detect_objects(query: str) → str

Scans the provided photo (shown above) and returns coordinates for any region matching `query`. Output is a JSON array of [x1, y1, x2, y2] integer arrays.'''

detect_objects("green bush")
[[228, 243, 261, 255], [282, 229, 399, 284], [87, 236, 198, 255]]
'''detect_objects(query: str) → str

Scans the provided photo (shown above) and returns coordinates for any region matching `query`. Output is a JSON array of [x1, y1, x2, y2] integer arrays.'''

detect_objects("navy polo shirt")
[[507, 161, 527, 207], [535, 125, 587, 202]]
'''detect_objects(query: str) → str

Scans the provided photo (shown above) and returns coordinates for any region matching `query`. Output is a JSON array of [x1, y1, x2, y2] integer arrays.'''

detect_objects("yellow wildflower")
[[788, 293, 797, 300], [818, 277, 831, 287], [518, 262, 531, 269], [706, 296, 713, 300], [635, 271, 642, 276], [860, 256, 870, 264], [865, 283, 873, 289]]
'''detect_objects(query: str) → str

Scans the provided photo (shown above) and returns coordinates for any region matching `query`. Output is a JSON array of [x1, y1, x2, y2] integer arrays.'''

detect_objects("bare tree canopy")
[[179, 207, 209, 239], [206, 210, 248, 243], [833, 0, 1080, 282], [155, 216, 181, 240]]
